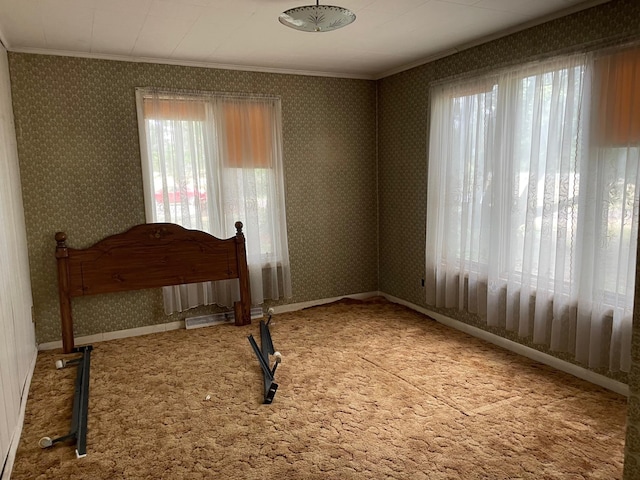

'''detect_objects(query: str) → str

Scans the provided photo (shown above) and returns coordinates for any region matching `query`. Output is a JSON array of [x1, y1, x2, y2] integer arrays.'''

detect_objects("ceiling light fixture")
[[279, 1, 356, 33]]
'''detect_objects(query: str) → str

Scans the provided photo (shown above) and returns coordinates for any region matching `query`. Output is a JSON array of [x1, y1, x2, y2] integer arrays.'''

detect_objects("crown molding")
[[7, 47, 376, 81]]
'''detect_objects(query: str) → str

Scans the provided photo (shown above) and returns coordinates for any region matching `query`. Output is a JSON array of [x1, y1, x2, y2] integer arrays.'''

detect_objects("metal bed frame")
[[248, 308, 281, 404], [42, 222, 252, 457]]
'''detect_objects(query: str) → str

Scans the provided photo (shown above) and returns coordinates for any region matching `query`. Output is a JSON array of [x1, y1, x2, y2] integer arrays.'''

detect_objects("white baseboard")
[[37, 292, 381, 351], [2, 346, 38, 480], [37, 291, 622, 396], [38, 321, 185, 351], [381, 293, 629, 397], [269, 291, 381, 315]]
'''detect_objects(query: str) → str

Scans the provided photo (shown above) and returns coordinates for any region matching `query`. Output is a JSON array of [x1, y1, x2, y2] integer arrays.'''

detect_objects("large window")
[[136, 89, 292, 313], [426, 46, 640, 372]]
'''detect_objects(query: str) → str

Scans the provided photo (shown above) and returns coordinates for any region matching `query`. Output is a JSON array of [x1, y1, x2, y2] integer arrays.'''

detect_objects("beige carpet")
[[12, 298, 627, 479]]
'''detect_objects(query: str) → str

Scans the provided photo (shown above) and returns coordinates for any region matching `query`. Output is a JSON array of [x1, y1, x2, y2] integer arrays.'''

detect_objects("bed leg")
[[233, 301, 243, 326]]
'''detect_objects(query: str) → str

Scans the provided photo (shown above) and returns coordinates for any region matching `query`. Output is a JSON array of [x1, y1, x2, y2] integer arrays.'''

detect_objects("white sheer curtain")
[[136, 88, 292, 313], [426, 46, 639, 372]]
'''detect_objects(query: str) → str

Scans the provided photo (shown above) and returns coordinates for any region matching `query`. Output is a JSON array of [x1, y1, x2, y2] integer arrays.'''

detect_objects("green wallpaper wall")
[[8, 55, 378, 344], [375, 0, 640, 476], [629, 250, 640, 478]]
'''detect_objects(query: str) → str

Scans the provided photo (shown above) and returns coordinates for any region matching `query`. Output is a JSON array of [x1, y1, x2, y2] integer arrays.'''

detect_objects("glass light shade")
[[279, 4, 356, 32]]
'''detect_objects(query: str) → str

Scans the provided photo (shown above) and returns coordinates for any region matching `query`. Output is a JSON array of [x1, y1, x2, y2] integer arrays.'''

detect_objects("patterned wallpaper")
[[8, 55, 378, 344], [375, 0, 640, 477], [629, 258, 640, 478]]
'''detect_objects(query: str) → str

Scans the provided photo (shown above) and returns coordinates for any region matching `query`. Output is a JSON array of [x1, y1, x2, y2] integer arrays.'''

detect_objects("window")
[[426, 46, 640, 372], [136, 89, 292, 312]]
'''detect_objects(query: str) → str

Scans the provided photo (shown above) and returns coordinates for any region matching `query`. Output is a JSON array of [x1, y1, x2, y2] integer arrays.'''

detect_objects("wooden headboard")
[[55, 222, 251, 353]]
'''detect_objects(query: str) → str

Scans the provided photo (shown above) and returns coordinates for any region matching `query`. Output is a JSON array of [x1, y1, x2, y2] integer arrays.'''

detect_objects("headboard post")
[[55, 232, 75, 353], [234, 221, 252, 326]]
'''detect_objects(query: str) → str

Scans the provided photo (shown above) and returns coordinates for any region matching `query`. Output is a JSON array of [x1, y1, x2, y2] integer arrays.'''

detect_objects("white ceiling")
[[0, 0, 611, 79]]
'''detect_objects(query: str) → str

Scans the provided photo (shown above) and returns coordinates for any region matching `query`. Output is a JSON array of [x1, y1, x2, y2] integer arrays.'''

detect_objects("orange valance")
[[142, 98, 206, 121], [596, 46, 640, 146], [142, 96, 274, 168], [222, 102, 273, 168]]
